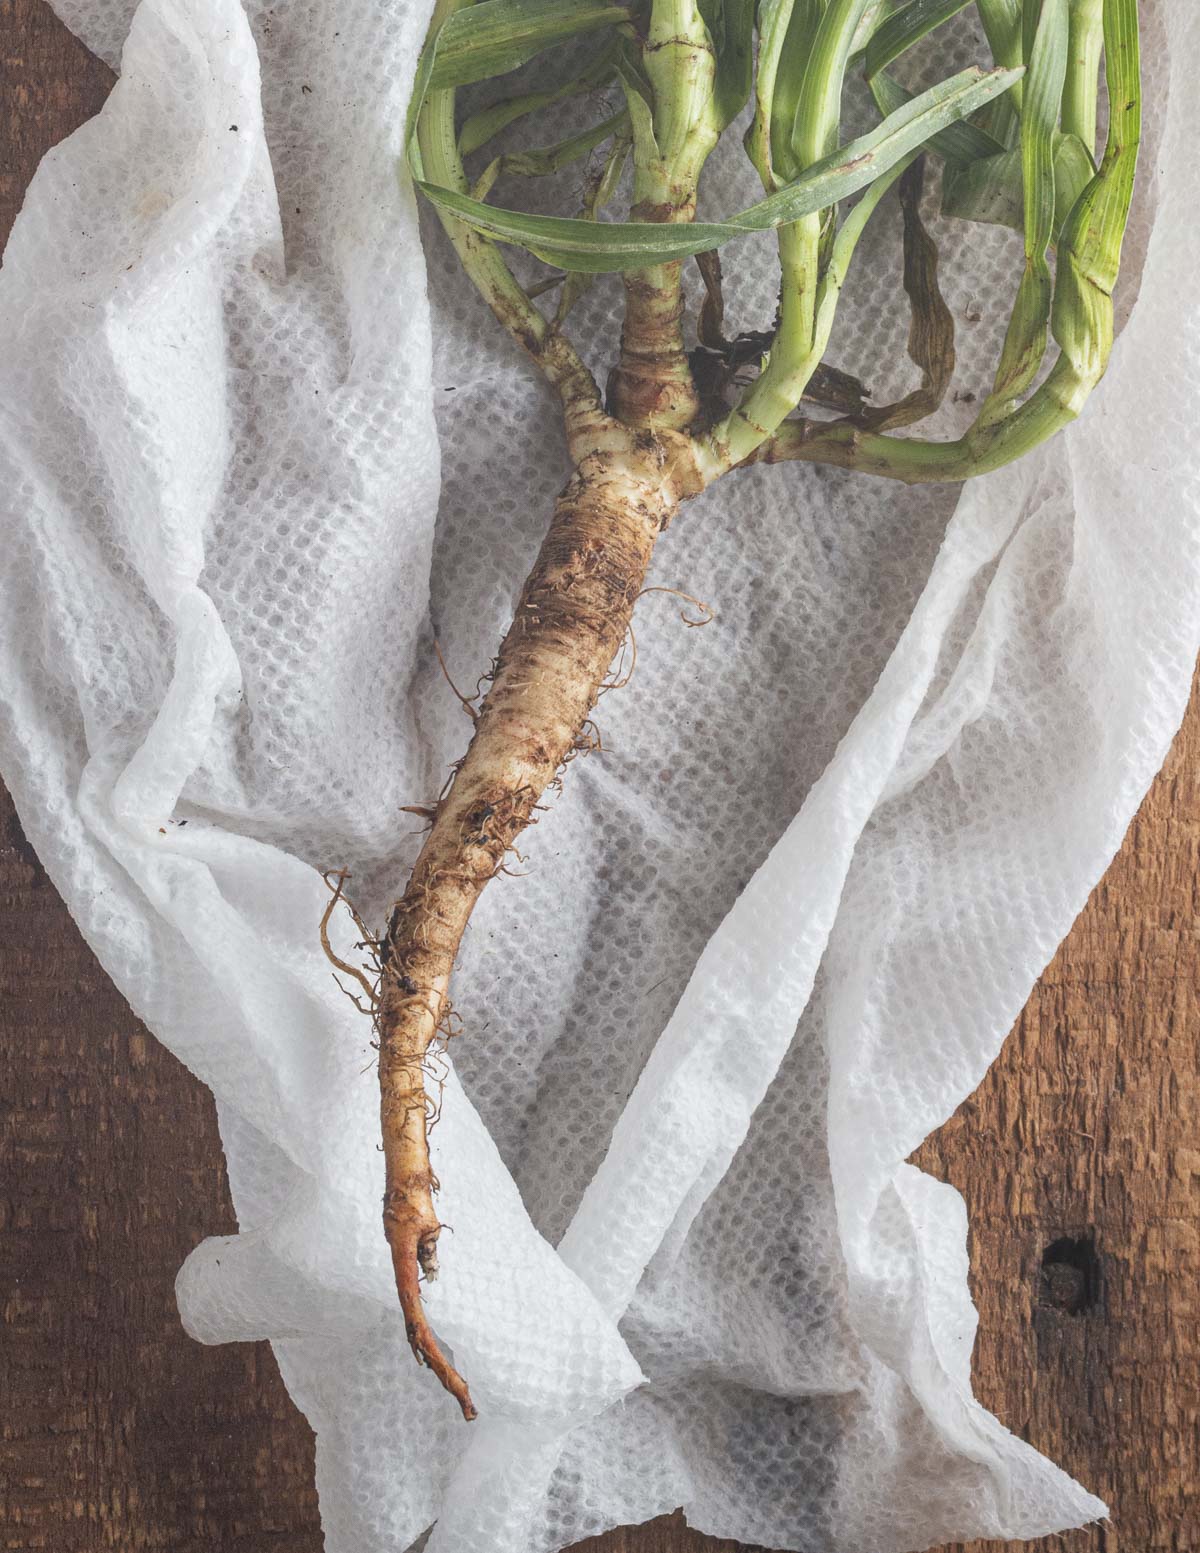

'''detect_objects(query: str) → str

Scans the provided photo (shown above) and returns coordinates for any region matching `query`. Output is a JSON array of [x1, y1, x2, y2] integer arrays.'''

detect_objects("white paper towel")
[[2, 1, 1196, 1549]]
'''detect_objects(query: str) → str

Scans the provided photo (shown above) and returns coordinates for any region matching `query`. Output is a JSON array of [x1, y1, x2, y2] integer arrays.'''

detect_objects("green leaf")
[[942, 129, 1093, 235], [699, 0, 756, 131], [851, 1, 905, 54], [418, 64, 1022, 270], [553, 126, 632, 323], [863, 0, 975, 81], [1019, 0, 1070, 259], [977, 87, 1021, 150], [469, 111, 630, 199], [1051, 126, 1096, 217], [975, 0, 1023, 64], [1051, 0, 1141, 380], [754, 2, 1139, 489], [1021, 0, 1038, 61], [457, 46, 618, 156], [869, 68, 1006, 163], [768, 0, 825, 182], [744, 0, 807, 188], [1061, 0, 1103, 153], [791, 0, 878, 168], [979, 0, 1068, 424], [613, 36, 661, 160], [974, 0, 1025, 122], [427, 0, 630, 89], [405, 30, 440, 153]]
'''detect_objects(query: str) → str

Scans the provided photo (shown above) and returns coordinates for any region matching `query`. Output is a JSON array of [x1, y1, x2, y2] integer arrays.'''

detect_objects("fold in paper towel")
[[2, 1, 1195, 1550]]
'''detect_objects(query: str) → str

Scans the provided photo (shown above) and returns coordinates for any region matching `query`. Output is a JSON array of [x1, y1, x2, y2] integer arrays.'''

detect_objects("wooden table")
[[2, 4, 1196, 1549]]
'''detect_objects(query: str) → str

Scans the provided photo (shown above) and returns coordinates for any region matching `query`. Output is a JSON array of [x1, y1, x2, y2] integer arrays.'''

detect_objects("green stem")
[[643, 0, 718, 171], [415, 0, 604, 446], [754, 348, 1090, 482], [608, 0, 720, 429], [1062, 0, 1104, 155], [697, 0, 877, 473], [609, 173, 702, 429], [976, 0, 1025, 109], [760, 0, 1140, 489], [746, 0, 801, 189], [704, 218, 824, 467], [793, 0, 877, 165]]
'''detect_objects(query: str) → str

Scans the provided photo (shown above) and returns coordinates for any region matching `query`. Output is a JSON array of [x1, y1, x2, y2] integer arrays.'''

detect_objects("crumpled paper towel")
[[2, 0, 1196, 1548]]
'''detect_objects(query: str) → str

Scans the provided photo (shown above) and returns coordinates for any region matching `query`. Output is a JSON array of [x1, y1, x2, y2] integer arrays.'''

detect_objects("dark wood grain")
[[1, 5, 1195, 1551], [0, 7, 324, 1551]]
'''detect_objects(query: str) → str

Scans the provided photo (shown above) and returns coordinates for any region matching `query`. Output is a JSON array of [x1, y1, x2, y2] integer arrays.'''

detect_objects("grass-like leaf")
[[790, 0, 879, 168], [745, 0, 823, 187], [869, 69, 1006, 164], [1051, 0, 1141, 380], [419, 64, 1021, 271], [980, 0, 1068, 423], [942, 128, 1093, 234], [469, 112, 630, 200], [458, 47, 618, 156], [406, 0, 631, 148], [768, 0, 827, 182], [428, 0, 632, 89], [1062, 0, 1104, 152], [864, 0, 976, 80], [699, 0, 756, 132]]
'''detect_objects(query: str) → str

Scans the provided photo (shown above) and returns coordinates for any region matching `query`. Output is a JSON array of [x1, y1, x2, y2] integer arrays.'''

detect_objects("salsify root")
[[340, 0, 1140, 1419], [374, 428, 703, 1417]]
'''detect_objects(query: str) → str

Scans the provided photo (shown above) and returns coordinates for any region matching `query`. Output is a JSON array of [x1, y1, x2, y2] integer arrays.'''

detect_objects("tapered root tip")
[[390, 1232, 477, 1421]]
